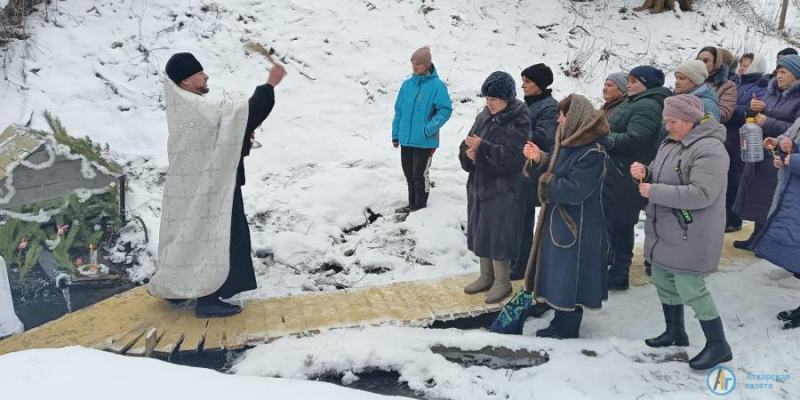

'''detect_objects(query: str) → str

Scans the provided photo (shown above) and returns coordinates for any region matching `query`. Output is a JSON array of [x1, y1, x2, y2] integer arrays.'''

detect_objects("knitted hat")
[[663, 94, 705, 123], [605, 72, 629, 94], [629, 66, 665, 89], [165, 53, 204, 84], [521, 63, 554, 90], [778, 48, 798, 57], [777, 54, 800, 80], [411, 46, 432, 67], [675, 60, 709, 86], [481, 71, 516, 101]]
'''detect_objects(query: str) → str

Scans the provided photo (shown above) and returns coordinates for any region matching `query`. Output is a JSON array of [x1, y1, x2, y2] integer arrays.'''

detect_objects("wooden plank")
[[126, 327, 161, 357], [328, 290, 383, 328], [203, 318, 226, 352], [384, 281, 436, 325], [151, 329, 184, 358], [123, 330, 148, 357], [243, 300, 270, 346], [262, 296, 309, 340], [149, 304, 198, 357], [363, 285, 416, 323], [223, 304, 253, 350], [178, 318, 209, 353], [415, 279, 490, 320], [144, 328, 162, 357], [107, 327, 146, 354], [300, 290, 353, 332]]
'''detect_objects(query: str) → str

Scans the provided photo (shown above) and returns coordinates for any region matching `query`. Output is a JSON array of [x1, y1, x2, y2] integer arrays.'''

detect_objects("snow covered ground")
[[0, 346, 401, 400], [2, 0, 800, 399]]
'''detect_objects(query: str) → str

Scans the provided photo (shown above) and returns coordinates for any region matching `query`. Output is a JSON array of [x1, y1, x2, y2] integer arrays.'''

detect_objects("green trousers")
[[652, 264, 719, 321]]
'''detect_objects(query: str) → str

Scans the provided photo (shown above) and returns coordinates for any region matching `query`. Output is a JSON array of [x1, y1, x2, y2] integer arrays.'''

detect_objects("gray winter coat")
[[643, 116, 730, 275]]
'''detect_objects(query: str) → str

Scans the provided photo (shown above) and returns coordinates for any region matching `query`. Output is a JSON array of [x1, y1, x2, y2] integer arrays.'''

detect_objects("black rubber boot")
[[410, 188, 429, 211], [195, 296, 242, 318], [608, 260, 631, 291], [777, 305, 800, 321], [395, 183, 416, 213], [689, 317, 733, 370], [645, 304, 690, 348], [733, 226, 760, 250], [536, 307, 582, 339], [725, 211, 742, 233]]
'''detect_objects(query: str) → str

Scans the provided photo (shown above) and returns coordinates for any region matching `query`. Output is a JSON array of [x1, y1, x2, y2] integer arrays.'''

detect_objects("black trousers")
[[511, 194, 536, 276], [212, 185, 257, 299], [725, 141, 744, 227], [605, 218, 635, 281], [401, 146, 434, 202]]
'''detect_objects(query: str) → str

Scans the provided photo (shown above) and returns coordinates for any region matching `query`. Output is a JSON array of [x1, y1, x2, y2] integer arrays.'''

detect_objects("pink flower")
[[57, 224, 70, 236], [17, 237, 28, 250]]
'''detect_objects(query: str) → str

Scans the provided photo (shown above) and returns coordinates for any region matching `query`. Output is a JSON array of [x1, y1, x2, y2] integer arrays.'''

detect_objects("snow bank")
[[0, 346, 401, 400]]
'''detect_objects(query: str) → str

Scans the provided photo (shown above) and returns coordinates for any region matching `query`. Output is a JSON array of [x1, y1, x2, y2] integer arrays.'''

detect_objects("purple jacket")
[[724, 73, 769, 142], [761, 79, 800, 138]]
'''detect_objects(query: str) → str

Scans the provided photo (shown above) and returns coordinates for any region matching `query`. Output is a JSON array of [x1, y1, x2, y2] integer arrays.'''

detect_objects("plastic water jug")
[[740, 118, 764, 163]]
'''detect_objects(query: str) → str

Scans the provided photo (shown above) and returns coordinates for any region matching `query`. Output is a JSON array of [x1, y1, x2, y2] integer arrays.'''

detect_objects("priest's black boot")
[[195, 296, 242, 318], [689, 317, 733, 370], [645, 304, 689, 348]]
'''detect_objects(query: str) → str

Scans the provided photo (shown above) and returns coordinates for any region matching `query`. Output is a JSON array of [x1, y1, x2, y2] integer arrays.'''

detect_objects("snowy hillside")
[[3, 1, 800, 399], [0, 0, 796, 298]]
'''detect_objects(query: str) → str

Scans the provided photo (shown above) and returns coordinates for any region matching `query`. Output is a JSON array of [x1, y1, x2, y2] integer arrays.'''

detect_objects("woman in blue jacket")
[[391, 47, 453, 212], [755, 122, 800, 330]]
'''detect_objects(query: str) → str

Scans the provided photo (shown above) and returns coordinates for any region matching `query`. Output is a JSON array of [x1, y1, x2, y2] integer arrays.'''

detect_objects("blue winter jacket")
[[755, 142, 800, 274], [689, 83, 722, 122], [391, 65, 453, 148]]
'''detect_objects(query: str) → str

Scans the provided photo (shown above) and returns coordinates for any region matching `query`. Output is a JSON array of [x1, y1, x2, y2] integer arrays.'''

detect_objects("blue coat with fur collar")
[[530, 113, 610, 311]]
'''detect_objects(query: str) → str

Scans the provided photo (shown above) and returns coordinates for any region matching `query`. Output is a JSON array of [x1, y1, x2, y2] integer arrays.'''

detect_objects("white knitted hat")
[[675, 60, 709, 86]]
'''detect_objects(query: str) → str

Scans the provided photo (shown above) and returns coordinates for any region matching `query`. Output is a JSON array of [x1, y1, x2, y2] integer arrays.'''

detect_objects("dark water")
[[13, 284, 133, 330], [314, 370, 427, 399], [10, 266, 134, 330]]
